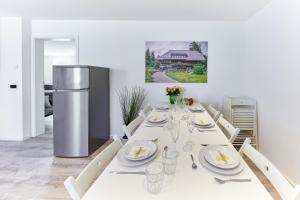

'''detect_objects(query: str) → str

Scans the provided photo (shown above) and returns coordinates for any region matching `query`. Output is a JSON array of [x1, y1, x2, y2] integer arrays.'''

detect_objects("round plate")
[[193, 118, 212, 126], [203, 145, 240, 169], [117, 147, 159, 167], [157, 105, 170, 110], [193, 123, 215, 129], [198, 147, 244, 176], [147, 115, 167, 123], [124, 141, 157, 161], [189, 106, 205, 112], [146, 120, 166, 125]]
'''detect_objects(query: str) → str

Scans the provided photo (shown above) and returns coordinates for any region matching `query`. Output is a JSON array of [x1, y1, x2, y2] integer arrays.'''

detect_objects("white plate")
[[124, 141, 157, 161], [203, 145, 240, 169], [145, 120, 166, 127], [147, 115, 167, 123], [193, 123, 215, 129], [157, 105, 170, 110], [193, 118, 212, 126], [117, 146, 159, 167], [198, 147, 244, 176], [189, 106, 205, 112]]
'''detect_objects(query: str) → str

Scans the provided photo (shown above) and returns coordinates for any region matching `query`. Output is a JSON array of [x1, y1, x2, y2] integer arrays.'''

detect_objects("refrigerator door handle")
[[53, 89, 89, 92]]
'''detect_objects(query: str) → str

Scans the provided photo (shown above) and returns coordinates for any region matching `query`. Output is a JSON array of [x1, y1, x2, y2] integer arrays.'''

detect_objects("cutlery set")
[[115, 113, 251, 184]]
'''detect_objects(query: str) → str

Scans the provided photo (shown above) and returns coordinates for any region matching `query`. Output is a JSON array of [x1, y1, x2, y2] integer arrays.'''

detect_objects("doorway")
[[31, 35, 79, 137]]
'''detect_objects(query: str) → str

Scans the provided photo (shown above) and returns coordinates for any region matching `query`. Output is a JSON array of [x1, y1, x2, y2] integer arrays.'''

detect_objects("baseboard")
[[0, 135, 26, 141]]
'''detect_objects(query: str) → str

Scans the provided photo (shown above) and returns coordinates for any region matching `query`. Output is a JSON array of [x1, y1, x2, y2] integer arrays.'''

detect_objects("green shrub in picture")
[[171, 62, 194, 68], [193, 64, 205, 74]]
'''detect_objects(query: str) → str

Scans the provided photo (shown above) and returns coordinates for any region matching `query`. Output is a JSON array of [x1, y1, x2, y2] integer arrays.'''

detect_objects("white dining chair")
[[139, 104, 153, 119], [239, 138, 300, 200], [207, 104, 221, 122], [122, 115, 144, 139], [64, 138, 123, 200], [217, 114, 240, 143]]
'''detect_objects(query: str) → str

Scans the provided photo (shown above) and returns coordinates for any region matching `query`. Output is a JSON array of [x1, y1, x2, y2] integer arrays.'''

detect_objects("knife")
[[217, 150, 228, 164], [110, 171, 146, 175]]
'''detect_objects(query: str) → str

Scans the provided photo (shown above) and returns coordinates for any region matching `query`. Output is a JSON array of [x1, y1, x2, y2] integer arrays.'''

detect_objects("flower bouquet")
[[166, 86, 184, 104]]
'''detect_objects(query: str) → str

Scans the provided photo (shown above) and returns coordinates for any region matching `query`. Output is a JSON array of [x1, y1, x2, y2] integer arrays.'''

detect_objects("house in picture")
[[158, 50, 206, 71]]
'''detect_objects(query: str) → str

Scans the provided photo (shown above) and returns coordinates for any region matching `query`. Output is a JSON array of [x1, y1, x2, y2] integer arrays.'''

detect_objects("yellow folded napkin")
[[148, 115, 163, 122], [208, 149, 238, 166], [127, 145, 150, 159], [194, 118, 210, 125]]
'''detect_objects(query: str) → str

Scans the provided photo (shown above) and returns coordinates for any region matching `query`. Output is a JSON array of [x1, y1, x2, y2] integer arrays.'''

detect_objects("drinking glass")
[[164, 116, 174, 132], [162, 149, 179, 175], [181, 102, 189, 120], [174, 96, 181, 112], [183, 140, 195, 152], [170, 120, 180, 145], [187, 114, 195, 133], [146, 162, 164, 194]]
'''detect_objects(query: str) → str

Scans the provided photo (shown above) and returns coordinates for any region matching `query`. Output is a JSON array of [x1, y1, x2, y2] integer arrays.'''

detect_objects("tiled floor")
[[0, 133, 280, 200]]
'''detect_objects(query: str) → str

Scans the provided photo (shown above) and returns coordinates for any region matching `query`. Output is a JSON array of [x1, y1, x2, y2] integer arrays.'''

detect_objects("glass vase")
[[169, 94, 178, 104]]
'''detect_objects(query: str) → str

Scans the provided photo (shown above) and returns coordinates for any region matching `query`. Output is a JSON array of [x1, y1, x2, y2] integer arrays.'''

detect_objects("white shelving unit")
[[222, 96, 258, 149]]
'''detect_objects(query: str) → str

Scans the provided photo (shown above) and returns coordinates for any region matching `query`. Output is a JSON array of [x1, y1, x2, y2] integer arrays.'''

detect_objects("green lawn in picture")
[[165, 71, 207, 83], [145, 67, 156, 82]]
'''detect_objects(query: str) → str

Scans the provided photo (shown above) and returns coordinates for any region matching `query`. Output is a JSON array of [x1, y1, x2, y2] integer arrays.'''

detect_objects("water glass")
[[162, 150, 179, 175], [183, 140, 195, 152], [187, 114, 195, 133], [146, 162, 165, 194], [170, 120, 180, 144]]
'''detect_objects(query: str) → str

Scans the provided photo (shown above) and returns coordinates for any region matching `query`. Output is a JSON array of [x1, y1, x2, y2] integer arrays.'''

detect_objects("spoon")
[[163, 146, 168, 157], [190, 154, 197, 170]]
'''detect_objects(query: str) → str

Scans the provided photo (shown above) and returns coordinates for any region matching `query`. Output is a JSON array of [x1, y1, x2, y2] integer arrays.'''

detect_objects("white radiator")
[[222, 96, 258, 149]]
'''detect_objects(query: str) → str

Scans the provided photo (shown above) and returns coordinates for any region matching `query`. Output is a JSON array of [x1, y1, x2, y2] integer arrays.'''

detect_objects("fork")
[[197, 129, 217, 132], [214, 177, 251, 184]]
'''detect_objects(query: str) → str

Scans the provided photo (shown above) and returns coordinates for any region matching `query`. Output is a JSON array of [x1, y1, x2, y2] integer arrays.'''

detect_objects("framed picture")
[[145, 41, 208, 83]]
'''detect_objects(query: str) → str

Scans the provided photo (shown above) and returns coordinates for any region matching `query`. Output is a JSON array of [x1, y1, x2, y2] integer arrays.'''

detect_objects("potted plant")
[[166, 86, 184, 104], [117, 86, 147, 139]]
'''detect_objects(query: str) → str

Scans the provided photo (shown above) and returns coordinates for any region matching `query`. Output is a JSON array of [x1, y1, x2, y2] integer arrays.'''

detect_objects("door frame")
[[30, 34, 79, 137]]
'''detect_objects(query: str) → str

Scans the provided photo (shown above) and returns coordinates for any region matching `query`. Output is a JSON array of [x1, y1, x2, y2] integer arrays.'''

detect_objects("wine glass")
[[174, 96, 181, 112], [187, 114, 195, 134], [170, 120, 180, 147], [181, 98, 189, 120]]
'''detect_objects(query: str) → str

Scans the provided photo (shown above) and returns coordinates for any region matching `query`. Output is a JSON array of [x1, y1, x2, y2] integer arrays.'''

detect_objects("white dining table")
[[82, 106, 272, 200]]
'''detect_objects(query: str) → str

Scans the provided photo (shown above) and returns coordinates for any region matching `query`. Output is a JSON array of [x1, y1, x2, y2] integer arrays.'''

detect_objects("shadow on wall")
[[109, 68, 129, 136]]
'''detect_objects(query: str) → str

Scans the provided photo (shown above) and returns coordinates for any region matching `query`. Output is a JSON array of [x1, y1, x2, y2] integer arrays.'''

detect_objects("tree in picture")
[[145, 41, 208, 83]]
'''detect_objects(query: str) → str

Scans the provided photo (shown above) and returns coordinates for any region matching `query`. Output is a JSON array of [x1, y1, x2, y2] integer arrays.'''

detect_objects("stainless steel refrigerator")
[[53, 65, 110, 157]]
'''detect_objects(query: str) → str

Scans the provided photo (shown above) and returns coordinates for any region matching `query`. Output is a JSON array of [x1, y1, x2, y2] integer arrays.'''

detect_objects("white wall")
[[43, 40, 76, 85], [34, 39, 45, 136], [32, 20, 245, 137], [244, 0, 300, 184], [0, 17, 25, 140], [22, 17, 32, 139]]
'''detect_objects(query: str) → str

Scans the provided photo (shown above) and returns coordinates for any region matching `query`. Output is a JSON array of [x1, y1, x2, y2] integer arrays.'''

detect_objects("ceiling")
[[0, 0, 272, 21]]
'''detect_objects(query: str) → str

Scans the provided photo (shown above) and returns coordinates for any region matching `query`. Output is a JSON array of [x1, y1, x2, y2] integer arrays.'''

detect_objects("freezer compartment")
[[53, 66, 89, 90], [53, 90, 89, 157]]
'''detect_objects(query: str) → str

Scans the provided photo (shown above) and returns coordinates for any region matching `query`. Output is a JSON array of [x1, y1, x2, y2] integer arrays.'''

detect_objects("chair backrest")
[[217, 114, 240, 143], [122, 115, 144, 139], [64, 138, 123, 200], [240, 138, 300, 200], [207, 104, 221, 121], [139, 104, 153, 119]]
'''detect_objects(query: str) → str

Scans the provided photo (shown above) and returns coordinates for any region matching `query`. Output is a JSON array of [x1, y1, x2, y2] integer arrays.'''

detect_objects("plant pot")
[[169, 94, 178, 104]]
